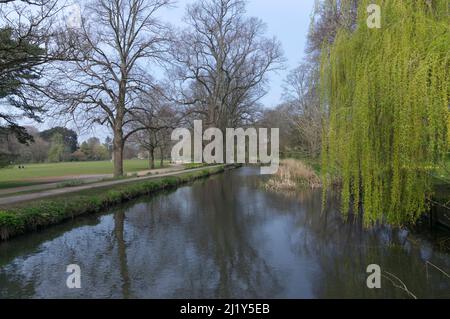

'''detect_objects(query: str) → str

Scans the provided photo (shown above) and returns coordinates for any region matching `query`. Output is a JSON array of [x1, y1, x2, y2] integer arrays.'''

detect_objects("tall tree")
[[0, 28, 44, 143], [283, 63, 322, 158], [80, 137, 110, 161], [170, 0, 284, 130], [132, 96, 178, 169], [321, 0, 450, 226], [279, 0, 358, 161], [40, 127, 78, 152], [0, 0, 73, 144], [48, 0, 172, 177], [47, 132, 69, 162], [306, 0, 358, 63]]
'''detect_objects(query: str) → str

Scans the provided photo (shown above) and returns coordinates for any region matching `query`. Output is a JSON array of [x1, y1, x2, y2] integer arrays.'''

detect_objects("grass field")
[[0, 160, 165, 189]]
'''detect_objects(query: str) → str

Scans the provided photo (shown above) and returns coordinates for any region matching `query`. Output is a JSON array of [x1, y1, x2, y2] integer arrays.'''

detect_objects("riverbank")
[[267, 157, 450, 230], [1, 166, 448, 298], [0, 165, 190, 205], [0, 160, 168, 190], [0, 165, 230, 241]]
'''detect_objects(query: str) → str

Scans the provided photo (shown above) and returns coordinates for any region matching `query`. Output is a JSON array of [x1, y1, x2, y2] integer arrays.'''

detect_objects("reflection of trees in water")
[[114, 210, 130, 298], [0, 268, 36, 298], [0, 169, 280, 298], [310, 239, 450, 299], [122, 174, 281, 298], [187, 175, 281, 298], [266, 189, 450, 298], [1, 168, 448, 298], [0, 216, 129, 298]]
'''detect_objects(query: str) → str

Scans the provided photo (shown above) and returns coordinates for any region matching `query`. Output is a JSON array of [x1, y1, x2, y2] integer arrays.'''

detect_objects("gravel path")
[[0, 165, 215, 207]]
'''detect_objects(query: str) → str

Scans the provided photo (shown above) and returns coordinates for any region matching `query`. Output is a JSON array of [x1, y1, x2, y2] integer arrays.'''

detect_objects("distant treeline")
[[0, 126, 139, 166]]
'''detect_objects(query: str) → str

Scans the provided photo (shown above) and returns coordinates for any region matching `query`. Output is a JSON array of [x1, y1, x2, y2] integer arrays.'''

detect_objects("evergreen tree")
[[40, 127, 78, 153], [0, 28, 45, 144]]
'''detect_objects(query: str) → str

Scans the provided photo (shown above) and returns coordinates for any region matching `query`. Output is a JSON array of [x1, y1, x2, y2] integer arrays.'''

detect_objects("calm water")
[[0, 167, 449, 299]]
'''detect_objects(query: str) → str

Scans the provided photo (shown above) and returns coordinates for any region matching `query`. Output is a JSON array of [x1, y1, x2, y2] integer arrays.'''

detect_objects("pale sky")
[[25, 0, 316, 140], [240, 0, 314, 106]]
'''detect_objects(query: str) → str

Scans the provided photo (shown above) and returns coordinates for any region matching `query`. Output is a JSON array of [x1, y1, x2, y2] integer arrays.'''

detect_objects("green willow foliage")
[[321, 0, 450, 227]]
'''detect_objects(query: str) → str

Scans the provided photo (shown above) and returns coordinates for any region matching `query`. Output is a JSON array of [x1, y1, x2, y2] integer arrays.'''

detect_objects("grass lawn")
[[0, 160, 165, 189]]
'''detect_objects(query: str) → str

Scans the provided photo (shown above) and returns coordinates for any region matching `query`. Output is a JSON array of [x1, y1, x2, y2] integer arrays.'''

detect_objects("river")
[[0, 167, 449, 298]]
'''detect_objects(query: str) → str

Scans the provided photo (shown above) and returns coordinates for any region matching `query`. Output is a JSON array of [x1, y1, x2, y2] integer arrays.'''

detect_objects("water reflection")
[[0, 167, 449, 298]]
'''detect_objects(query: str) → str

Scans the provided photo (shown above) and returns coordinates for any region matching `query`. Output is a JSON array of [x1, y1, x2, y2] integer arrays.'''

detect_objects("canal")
[[0, 167, 449, 298]]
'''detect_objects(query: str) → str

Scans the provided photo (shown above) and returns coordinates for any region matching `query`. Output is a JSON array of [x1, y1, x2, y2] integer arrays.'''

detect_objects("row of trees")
[[0, 0, 365, 170], [259, 0, 358, 159], [0, 0, 283, 176], [2, 0, 448, 227], [0, 125, 131, 164]]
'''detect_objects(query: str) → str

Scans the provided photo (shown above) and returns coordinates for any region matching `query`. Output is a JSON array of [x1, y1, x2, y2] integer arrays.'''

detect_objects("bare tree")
[[276, 0, 359, 159], [283, 63, 322, 158], [46, 0, 173, 177], [307, 0, 358, 62], [131, 92, 180, 169], [0, 1, 46, 3], [170, 0, 284, 130]]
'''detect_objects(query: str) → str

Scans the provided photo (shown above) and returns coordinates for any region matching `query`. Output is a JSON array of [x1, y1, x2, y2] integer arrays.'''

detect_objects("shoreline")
[[0, 165, 235, 242]]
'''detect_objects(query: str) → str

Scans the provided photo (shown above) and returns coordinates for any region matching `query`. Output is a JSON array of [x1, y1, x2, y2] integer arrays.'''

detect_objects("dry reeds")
[[264, 159, 321, 192]]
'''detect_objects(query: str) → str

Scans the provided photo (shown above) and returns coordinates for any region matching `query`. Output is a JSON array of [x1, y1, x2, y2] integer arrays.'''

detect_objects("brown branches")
[[43, 0, 173, 176], [169, 0, 284, 129]]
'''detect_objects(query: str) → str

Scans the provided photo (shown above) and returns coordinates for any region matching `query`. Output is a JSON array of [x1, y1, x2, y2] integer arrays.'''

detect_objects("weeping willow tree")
[[321, 0, 450, 227], [448, 114, 450, 148]]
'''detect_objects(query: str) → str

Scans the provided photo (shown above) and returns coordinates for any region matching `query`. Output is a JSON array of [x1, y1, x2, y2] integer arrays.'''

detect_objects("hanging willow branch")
[[321, 0, 450, 227]]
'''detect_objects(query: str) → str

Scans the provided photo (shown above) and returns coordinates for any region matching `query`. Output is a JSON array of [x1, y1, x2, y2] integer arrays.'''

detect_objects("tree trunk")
[[114, 210, 130, 297], [149, 148, 155, 169], [160, 147, 164, 168], [113, 130, 124, 178]]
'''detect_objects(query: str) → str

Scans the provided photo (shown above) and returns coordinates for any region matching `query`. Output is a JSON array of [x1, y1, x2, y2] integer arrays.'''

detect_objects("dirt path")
[[0, 164, 206, 206]]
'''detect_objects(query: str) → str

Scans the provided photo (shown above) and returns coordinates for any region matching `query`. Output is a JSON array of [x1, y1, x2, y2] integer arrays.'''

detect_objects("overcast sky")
[[25, 0, 316, 140]]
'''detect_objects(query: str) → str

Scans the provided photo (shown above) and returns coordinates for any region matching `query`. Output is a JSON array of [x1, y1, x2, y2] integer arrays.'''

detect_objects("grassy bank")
[[0, 165, 227, 241], [0, 160, 168, 189]]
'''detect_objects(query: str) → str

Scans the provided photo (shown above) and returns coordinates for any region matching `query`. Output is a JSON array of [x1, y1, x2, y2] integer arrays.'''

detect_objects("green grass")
[[0, 165, 227, 241], [0, 160, 166, 189], [56, 180, 87, 188], [183, 163, 214, 170]]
